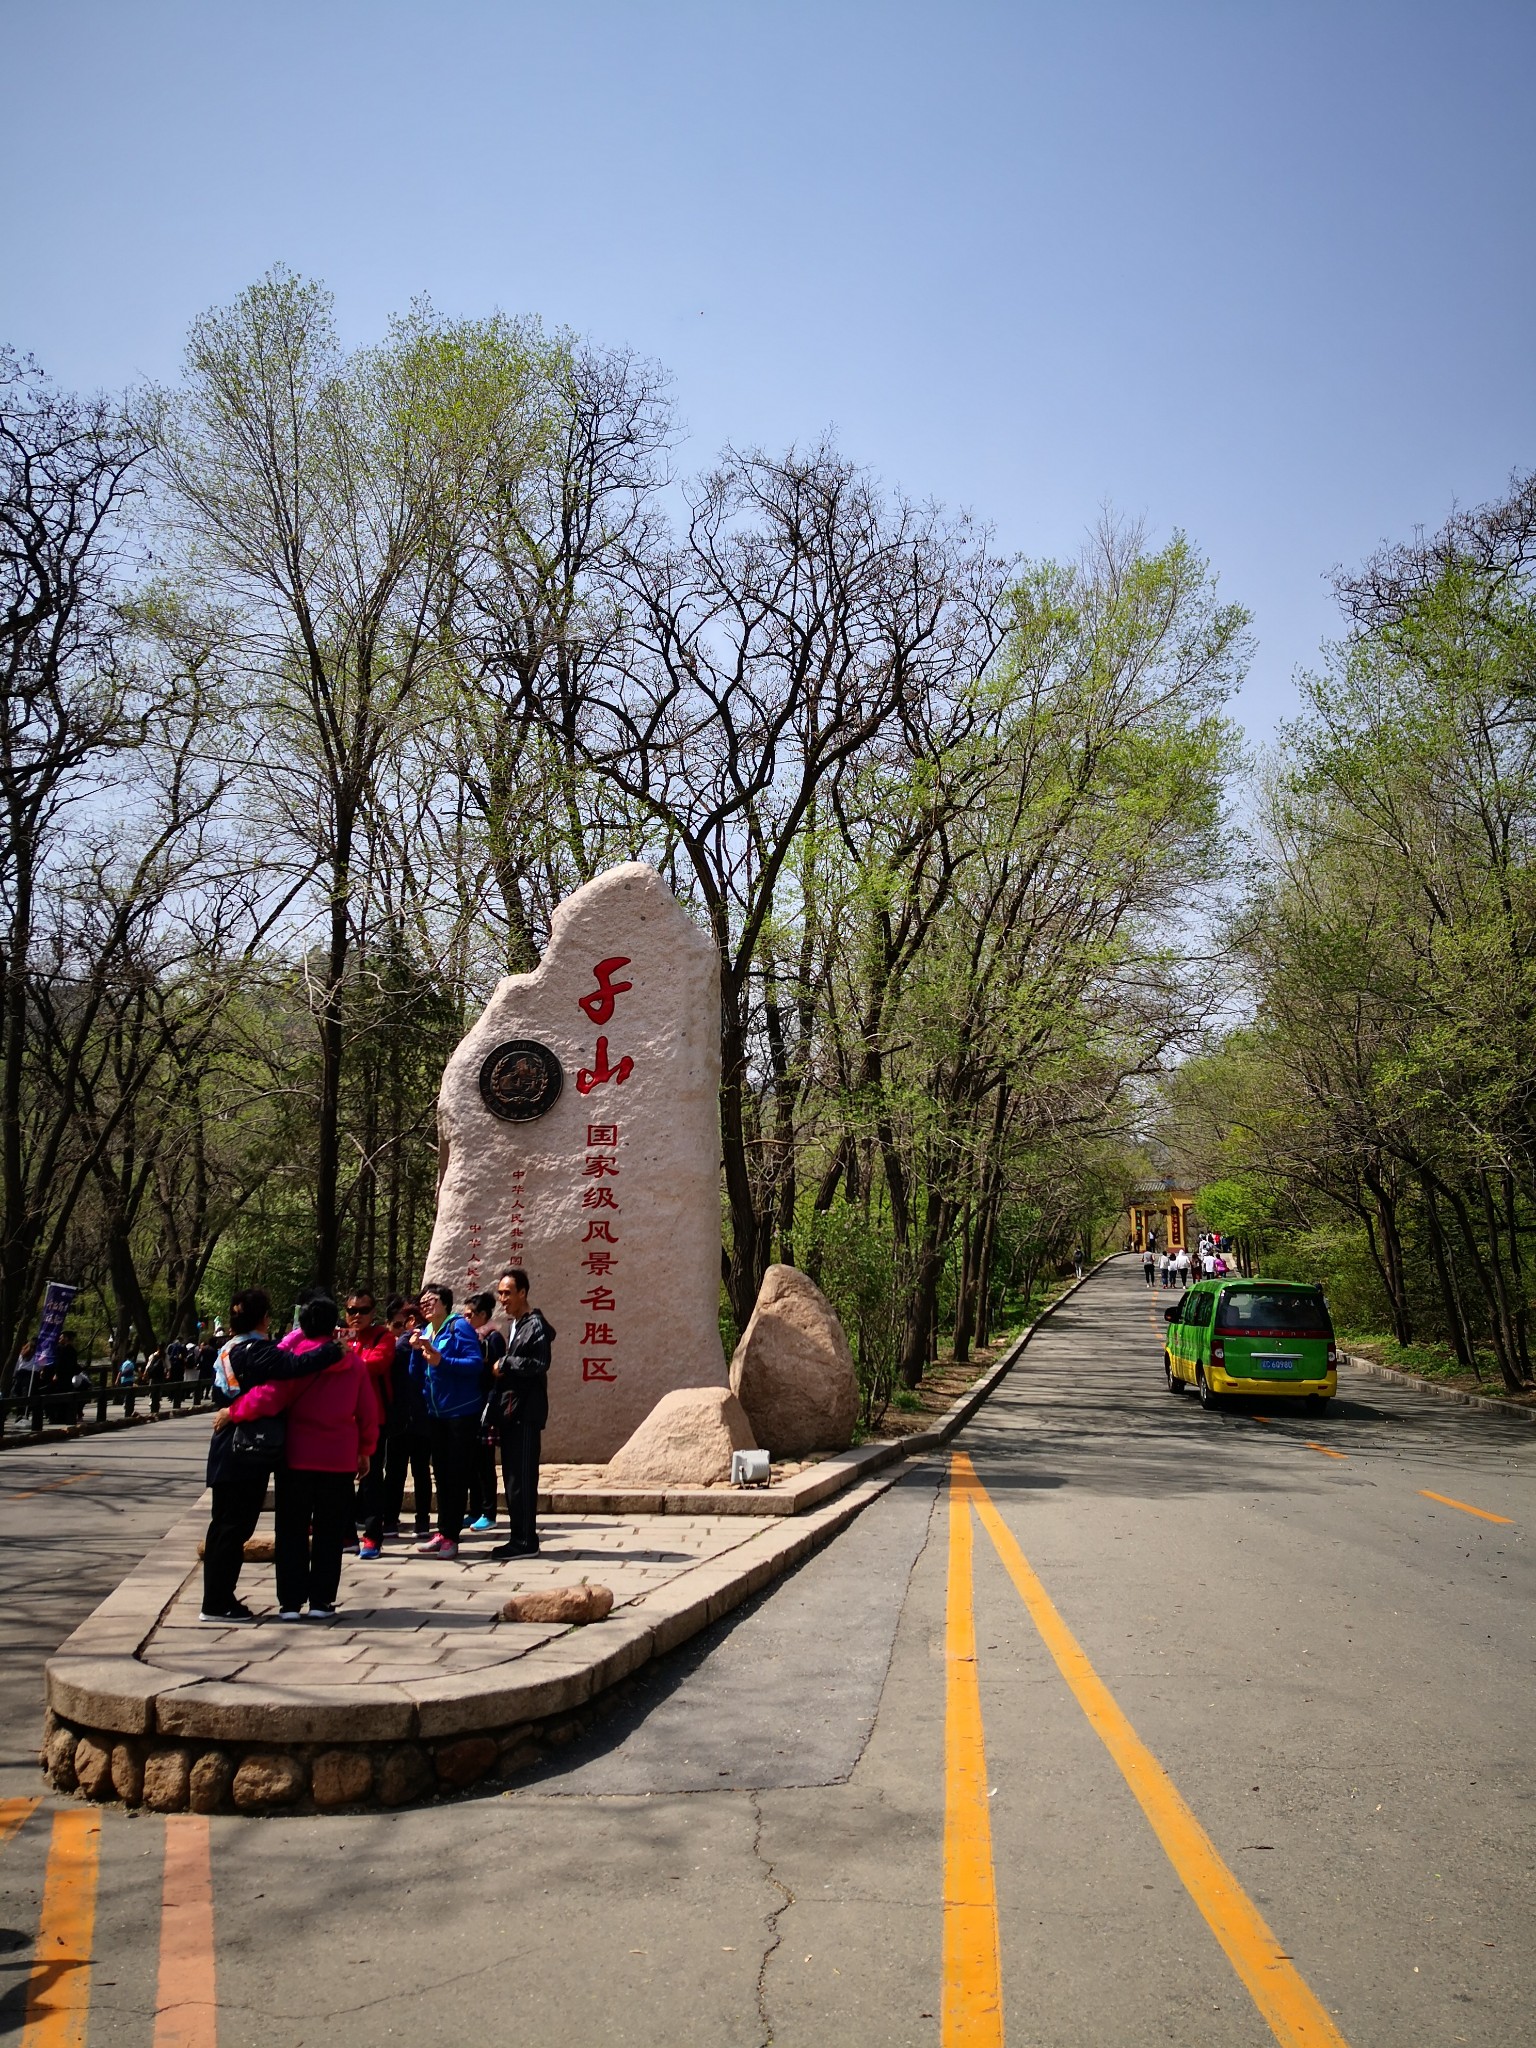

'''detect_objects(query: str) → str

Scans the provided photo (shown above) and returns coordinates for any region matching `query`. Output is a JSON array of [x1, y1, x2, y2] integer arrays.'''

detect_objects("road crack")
[[748, 1787, 793, 2046]]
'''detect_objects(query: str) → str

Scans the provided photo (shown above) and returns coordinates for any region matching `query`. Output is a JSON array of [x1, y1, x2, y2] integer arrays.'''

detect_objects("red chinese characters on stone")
[[577, 957, 633, 1025], [575, 1036, 634, 1095], [577, 1118, 622, 1379]]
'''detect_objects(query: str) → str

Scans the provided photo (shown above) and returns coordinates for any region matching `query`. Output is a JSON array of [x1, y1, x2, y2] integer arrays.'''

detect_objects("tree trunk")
[[1421, 1179, 1478, 1378], [952, 1202, 976, 1363]]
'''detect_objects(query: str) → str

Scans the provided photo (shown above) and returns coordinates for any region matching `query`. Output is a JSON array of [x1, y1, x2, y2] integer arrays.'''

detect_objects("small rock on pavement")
[[500, 1583, 614, 1625], [232, 1753, 306, 1811], [73, 1736, 112, 1800], [111, 1742, 144, 1805], [730, 1262, 858, 1455], [377, 1745, 433, 1808], [189, 1750, 233, 1813], [43, 1726, 78, 1792], [194, 1535, 275, 1560], [434, 1736, 498, 1788], [312, 1749, 374, 1808], [142, 1748, 192, 1812], [605, 1386, 756, 1487]]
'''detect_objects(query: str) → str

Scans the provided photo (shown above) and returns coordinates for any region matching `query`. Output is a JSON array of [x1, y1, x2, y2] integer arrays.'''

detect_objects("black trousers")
[[358, 1432, 410, 1542], [428, 1415, 480, 1543], [498, 1419, 542, 1551], [467, 1437, 499, 1522], [202, 1471, 269, 1612], [274, 1467, 355, 1611], [386, 1429, 432, 1534]]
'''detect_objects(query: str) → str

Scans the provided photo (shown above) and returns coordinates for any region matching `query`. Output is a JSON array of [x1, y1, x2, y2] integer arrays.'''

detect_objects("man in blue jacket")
[[410, 1282, 485, 1559]]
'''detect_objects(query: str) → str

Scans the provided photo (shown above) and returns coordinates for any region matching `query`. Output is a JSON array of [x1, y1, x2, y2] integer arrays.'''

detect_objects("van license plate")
[[1255, 1355, 1300, 1372]]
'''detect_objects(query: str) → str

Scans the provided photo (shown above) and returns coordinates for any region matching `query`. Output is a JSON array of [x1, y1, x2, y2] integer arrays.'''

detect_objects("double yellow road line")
[[943, 1451, 1349, 2047], [2, 1799, 217, 2048]]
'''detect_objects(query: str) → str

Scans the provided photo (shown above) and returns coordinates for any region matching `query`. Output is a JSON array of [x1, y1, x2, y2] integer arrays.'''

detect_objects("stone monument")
[[422, 862, 727, 1462]]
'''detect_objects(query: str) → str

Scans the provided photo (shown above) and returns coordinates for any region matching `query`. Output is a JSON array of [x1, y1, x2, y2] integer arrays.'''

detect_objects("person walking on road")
[[200, 1287, 344, 1623], [410, 1283, 485, 1559], [217, 1294, 379, 1621], [489, 1267, 553, 1559], [1141, 1245, 1156, 1289]]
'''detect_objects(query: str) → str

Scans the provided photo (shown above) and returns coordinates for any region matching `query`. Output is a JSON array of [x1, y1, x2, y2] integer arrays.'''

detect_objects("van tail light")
[[1211, 1341, 1225, 1367], [1327, 1345, 1338, 1367]]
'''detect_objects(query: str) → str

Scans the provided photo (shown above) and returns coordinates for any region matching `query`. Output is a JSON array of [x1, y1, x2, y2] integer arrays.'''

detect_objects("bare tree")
[[509, 439, 1010, 1323], [0, 350, 152, 1367]]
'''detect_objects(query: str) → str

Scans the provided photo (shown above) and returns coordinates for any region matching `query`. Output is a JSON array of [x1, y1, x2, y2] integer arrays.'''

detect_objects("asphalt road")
[[1, 1256, 1533, 2046]]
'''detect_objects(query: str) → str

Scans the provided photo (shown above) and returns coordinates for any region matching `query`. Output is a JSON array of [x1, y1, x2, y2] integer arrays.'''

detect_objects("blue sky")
[[3, 0, 1531, 738]]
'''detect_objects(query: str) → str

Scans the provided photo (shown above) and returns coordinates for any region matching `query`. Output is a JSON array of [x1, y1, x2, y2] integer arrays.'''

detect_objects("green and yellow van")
[[1163, 1279, 1337, 1413]]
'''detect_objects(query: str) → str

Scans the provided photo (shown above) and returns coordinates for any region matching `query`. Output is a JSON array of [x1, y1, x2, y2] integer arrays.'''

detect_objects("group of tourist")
[[200, 1267, 555, 1625], [1139, 1234, 1234, 1291]]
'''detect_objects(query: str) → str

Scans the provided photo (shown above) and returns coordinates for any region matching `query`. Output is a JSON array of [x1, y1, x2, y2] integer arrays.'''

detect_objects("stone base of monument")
[[40, 1447, 905, 1814]]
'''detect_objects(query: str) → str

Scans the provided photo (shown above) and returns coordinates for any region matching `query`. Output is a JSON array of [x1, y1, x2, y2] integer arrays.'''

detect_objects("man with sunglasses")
[[487, 1267, 554, 1559], [344, 1289, 398, 1559]]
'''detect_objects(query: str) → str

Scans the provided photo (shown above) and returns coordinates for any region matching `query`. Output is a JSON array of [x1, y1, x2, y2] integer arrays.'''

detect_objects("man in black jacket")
[[200, 1287, 342, 1621], [488, 1267, 553, 1558]]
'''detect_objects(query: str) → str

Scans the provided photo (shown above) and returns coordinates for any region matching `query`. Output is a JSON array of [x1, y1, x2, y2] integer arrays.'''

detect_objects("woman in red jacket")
[[218, 1295, 380, 1621]]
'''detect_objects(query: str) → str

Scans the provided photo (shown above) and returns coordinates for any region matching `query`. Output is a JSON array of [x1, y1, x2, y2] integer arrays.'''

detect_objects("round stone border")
[[39, 1701, 593, 1814]]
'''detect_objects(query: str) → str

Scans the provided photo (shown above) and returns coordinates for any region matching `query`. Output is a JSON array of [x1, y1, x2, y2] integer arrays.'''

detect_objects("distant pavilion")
[[1127, 1185, 1195, 1253]]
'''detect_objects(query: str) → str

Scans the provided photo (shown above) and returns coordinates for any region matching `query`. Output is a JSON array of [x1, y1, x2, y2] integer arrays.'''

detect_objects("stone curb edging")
[[1341, 1351, 1536, 1425], [39, 1257, 1107, 1814], [1, 1408, 210, 1452]]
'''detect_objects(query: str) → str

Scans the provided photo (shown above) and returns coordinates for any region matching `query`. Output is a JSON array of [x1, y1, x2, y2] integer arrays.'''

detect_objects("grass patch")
[[1342, 1333, 1536, 1406]]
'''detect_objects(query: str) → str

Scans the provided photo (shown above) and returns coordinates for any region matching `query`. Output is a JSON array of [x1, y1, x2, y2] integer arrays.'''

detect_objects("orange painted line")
[[21, 1808, 101, 2048], [942, 1457, 1004, 2046], [153, 1814, 218, 2048], [956, 1451, 1349, 2048], [1305, 1443, 1347, 1460], [1419, 1489, 1513, 1526], [0, 1797, 39, 1846], [4, 1471, 104, 1502]]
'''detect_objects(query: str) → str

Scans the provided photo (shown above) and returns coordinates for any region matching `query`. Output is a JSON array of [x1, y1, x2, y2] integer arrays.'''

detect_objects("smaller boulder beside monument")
[[604, 1386, 758, 1487], [729, 1264, 858, 1456]]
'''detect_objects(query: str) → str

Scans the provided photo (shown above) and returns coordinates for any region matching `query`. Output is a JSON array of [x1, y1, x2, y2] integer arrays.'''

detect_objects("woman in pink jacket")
[[218, 1295, 380, 1621]]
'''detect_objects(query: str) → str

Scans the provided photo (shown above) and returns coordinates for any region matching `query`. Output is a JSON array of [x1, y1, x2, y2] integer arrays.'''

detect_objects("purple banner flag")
[[32, 1281, 79, 1371]]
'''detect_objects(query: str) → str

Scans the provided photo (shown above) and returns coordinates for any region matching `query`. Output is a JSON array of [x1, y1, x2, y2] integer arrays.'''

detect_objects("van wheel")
[[1165, 1356, 1182, 1395], [1197, 1370, 1220, 1411]]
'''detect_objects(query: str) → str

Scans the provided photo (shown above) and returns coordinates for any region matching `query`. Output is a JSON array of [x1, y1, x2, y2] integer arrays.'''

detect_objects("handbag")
[[229, 1413, 286, 1464]]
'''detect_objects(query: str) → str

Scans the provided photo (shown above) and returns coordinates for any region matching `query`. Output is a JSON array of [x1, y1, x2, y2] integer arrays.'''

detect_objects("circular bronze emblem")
[[478, 1040, 563, 1123]]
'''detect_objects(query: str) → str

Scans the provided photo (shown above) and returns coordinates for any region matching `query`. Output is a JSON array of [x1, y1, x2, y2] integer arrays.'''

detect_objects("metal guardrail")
[[0, 1375, 214, 1439]]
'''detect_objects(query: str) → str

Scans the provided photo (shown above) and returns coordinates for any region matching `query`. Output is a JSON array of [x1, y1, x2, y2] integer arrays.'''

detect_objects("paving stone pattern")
[[146, 1508, 772, 1688]]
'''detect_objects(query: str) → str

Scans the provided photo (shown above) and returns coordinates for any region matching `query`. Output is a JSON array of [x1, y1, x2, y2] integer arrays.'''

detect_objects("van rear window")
[[1216, 1288, 1331, 1334]]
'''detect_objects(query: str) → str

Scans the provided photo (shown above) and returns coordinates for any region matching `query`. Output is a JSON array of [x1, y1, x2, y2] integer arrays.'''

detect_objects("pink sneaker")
[[414, 1534, 459, 1559]]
